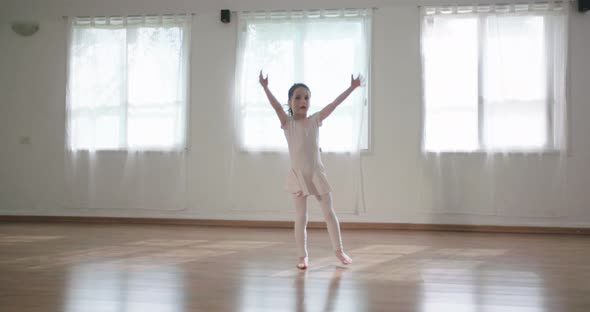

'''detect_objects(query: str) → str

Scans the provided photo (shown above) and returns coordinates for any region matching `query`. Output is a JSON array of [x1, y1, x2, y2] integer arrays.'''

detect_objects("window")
[[235, 9, 371, 152], [420, 4, 568, 153], [66, 15, 191, 151]]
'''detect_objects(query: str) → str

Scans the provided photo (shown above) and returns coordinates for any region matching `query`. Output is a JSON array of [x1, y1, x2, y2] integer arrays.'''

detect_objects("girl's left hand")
[[351, 74, 362, 88], [259, 70, 269, 88]]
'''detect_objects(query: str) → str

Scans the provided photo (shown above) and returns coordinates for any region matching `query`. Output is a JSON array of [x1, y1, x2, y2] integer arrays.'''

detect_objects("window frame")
[[234, 9, 373, 154], [420, 6, 568, 154], [66, 15, 191, 152]]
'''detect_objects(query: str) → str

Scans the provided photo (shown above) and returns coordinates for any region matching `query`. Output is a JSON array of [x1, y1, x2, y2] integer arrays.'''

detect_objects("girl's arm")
[[259, 70, 288, 126], [319, 74, 362, 122]]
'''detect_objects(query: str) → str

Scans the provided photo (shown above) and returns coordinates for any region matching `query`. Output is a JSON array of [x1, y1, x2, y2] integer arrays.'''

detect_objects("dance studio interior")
[[1, 0, 590, 311]]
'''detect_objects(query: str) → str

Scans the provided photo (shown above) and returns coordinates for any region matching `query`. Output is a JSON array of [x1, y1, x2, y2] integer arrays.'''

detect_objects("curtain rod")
[[417, 0, 574, 6], [59, 1, 576, 19], [62, 13, 195, 19]]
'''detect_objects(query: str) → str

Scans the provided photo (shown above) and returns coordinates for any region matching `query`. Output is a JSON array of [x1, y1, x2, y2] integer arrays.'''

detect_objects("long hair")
[[287, 83, 310, 116]]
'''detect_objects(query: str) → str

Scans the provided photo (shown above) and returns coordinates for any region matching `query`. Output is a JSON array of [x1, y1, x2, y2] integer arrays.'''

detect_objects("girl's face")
[[289, 87, 311, 117]]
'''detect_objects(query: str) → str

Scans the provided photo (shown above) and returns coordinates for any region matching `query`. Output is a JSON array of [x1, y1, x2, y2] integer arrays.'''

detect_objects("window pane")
[[70, 28, 126, 110], [425, 110, 479, 152], [127, 106, 180, 149], [70, 114, 92, 150], [67, 17, 189, 151], [303, 21, 360, 107], [303, 20, 367, 152], [237, 14, 370, 152], [239, 22, 297, 150], [242, 23, 296, 111], [484, 101, 546, 150], [128, 26, 184, 106], [422, 16, 479, 151], [482, 15, 547, 150], [483, 16, 546, 102], [421, 8, 565, 153], [243, 109, 288, 151], [321, 107, 355, 152], [95, 114, 122, 149], [70, 112, 121, 150]]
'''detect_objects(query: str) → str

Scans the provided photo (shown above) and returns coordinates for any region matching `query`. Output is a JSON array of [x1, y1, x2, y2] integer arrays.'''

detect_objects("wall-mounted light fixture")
[[11, 21, 40, 36]]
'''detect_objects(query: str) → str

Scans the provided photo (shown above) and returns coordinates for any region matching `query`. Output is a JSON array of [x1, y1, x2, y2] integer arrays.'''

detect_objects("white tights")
[[293, 192, 343, 258]]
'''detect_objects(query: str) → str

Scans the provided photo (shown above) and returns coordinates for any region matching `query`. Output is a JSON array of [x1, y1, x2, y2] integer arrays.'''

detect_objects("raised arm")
[[319, 74, 362, 122], [259, 70, 288, 126]]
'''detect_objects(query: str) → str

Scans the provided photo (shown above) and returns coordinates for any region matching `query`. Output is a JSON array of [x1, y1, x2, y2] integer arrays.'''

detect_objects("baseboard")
[[0, 215, 588, 235]]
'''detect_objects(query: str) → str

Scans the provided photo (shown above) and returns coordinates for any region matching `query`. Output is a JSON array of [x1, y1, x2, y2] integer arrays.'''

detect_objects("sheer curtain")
[[234, 9, 371, 153], [418, 2, 569, 215], [230, 9, 371, 214], [421, 2, 568, 153], [63, 15, 191, 211]]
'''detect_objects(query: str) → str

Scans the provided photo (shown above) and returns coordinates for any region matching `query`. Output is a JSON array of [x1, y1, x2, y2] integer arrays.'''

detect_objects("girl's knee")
[[315, 192, 332, 202]]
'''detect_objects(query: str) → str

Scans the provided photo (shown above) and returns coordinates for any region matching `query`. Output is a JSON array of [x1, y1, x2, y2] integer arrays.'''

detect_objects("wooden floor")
[[1, 222, 589, 312]]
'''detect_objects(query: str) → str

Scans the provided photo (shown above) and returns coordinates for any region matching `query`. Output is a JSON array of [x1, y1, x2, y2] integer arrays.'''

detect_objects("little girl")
[[259, 70, 361, 269]]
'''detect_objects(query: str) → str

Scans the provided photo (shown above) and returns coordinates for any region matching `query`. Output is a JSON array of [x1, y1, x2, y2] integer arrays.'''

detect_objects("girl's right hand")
[[259, 70, 268, 88], [351, 74, 362, 89]]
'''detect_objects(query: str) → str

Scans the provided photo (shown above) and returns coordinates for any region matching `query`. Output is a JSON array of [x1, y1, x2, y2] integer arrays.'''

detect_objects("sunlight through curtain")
[[418, 2, 568, 215], [63, 15, 191, 211], [230, 9, 371, 214]]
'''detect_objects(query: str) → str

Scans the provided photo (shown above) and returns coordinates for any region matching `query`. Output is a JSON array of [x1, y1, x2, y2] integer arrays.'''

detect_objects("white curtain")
[[230, 9, 371, 214], [63, 15, 191, 211], [234, 9, 371, 153], [418, 3, 569, 215], [421, 2, 568, 153]]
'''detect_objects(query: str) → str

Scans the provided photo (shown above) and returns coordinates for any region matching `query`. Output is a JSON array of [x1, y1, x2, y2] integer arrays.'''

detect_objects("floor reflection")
[[240, 266, 362, 312], [295, 268, 346, 312], [420, 264, 546, 312], [64, 263, 185, 312], [2, 239, 277, 270], [0, 234, 63, 244]]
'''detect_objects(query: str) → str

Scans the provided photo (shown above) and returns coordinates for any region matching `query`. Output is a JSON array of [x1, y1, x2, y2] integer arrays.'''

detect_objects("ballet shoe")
[[335, 249, 352, 265], [296, 256, 308, 270]]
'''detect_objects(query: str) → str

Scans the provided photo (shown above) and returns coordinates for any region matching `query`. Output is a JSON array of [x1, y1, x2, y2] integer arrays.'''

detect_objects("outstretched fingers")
[[259, 70, 268, 87], [352, 73, 366, 88]]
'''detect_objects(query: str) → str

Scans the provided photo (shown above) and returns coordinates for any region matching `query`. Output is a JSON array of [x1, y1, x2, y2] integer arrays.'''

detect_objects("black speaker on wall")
[[580, 0, 590, 12], [221, 9, 231, 23]]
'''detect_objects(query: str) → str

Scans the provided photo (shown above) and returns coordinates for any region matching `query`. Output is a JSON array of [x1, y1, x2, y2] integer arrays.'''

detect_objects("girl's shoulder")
[[309, 112, 322, 127], [281, 115, 294, 129], [298, 113, 321, 127]]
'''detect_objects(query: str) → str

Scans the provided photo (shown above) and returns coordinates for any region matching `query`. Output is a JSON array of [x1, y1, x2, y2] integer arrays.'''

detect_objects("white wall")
[[1, 0, 589, 226]]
